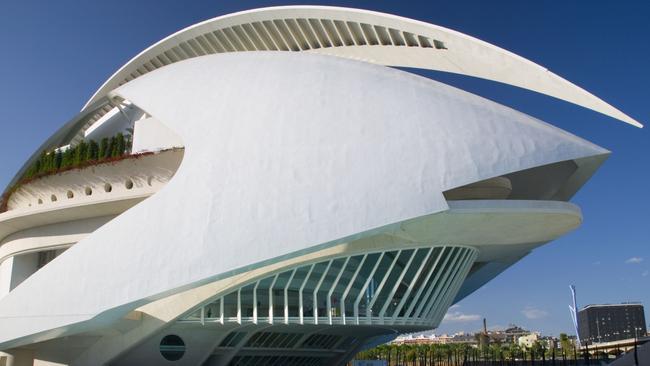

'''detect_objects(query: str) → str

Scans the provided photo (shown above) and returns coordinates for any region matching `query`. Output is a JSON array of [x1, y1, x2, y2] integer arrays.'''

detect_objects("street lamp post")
[[633, 327, 640, 366]]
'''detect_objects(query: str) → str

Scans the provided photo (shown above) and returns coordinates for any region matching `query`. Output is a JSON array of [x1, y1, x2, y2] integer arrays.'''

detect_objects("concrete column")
[[0, 258, 14, 298], [3, 349, 34, 366]]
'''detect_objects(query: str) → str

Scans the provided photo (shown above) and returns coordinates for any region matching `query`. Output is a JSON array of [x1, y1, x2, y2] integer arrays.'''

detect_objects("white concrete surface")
[[0, 52, 607, 350], [132, 117, 184, 153]]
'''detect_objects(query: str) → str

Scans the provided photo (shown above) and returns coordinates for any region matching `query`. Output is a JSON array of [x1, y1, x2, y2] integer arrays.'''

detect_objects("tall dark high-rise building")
[[578, 304, 647, 344]]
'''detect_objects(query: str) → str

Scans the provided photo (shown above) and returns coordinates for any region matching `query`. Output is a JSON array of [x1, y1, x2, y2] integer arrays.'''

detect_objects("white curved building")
[[0, 6, 641, 366]]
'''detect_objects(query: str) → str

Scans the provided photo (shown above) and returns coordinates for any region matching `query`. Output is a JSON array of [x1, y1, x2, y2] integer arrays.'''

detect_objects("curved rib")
[[83, 5, 642, 127]]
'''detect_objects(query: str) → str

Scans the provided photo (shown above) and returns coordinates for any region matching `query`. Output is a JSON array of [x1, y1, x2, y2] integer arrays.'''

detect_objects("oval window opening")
[[125, 179, 134, 190], [51, 194, 57, 202], [160, 334, 185, 361], [85, 187, 92, 196], [67, 190, 74, 199], [104, 183, 112, 193]]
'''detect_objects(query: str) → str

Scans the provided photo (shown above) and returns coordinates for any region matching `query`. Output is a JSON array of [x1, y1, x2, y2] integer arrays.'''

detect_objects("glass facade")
[[181, 246, 477, 327]]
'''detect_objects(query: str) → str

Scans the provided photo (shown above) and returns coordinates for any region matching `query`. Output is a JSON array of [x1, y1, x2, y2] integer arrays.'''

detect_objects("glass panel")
[[408, 247, 456, 318], [399, 247, 442, 317], [287, 266, 310, 317], [428, 249, 471, 318], [385, 248, 428, 317], [256, 277, 274, 320], [302, 262, 328, 318], [331, 256, 360, 318], [344, 253, 379, 317], [240, 284, 255, 318], [272, 271, 293, 317], [316, 258, 345, 317], [223, 292, 238, 318], [419, 248, 462, 317], [359, 252, 393, 317], [205, 300, 220, 319], [370, 249, 414, 316]]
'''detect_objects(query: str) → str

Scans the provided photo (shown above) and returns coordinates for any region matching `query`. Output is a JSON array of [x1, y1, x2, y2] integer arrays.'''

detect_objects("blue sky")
[[0, 1, 647, 337]]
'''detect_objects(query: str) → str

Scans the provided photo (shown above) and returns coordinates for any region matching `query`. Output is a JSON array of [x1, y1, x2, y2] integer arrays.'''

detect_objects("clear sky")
[[0, 0, 648, 337]]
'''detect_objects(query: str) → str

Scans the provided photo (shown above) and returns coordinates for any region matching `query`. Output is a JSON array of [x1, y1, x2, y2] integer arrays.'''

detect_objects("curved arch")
[[84, 6, 641, 127]]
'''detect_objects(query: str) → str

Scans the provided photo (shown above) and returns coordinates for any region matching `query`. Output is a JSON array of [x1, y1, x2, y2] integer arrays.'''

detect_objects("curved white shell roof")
[[84, 5, 642, 127], [0, 52, 607, 347]]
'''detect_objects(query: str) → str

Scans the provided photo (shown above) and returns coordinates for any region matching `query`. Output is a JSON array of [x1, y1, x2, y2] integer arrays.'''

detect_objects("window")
[[160, 335, 185, 361], [37, 250, 58, 269]]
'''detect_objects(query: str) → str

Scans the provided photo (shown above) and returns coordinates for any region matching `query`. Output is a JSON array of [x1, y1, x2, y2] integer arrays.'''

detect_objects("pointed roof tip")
[[613, 113, 643, 128]]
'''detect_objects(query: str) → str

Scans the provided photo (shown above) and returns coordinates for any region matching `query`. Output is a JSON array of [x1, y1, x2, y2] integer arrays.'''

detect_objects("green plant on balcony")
[[23, 133, 131, 180], [0, 132, 137, 212]]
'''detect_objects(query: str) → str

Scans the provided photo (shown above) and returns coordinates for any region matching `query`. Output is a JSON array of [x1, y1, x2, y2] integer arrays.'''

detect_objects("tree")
[[559, 333, 571, 359], [61, 147, 73, 168], [507, 342, 521, 362], [86, 140, 99, 161], [73, 141, 88, 166], [54, 151, 62, 170], [99, 137, 109, 159], [112, 133, 126, 157], [42, 151, 54, 173], [26, 151, 46, 178], [108, 136, 117, 158]]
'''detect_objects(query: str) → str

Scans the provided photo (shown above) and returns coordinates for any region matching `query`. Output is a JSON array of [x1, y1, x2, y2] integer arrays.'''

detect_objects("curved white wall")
[[0, 53, 608, 349]]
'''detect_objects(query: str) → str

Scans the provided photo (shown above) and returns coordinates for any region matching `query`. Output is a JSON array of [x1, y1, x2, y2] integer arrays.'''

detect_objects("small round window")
[[125, 179, 134, 190], [160, 334, 185, 361], [104, 183, 112, 193]]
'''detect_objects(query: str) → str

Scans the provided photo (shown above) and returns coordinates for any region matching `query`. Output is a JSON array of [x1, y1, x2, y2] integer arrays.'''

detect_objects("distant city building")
[[578, 303, 647, 344], [503, 325, 532, 344], [392, 333, 477, 345], [392, 325, 539, 346], [540, 336, 558, 350], [518, 333, 540, 348]]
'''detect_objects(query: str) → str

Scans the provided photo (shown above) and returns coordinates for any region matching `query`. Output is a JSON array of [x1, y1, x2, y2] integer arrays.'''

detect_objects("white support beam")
[[327, 257, 350, 325], [312, 260, 333, 325]]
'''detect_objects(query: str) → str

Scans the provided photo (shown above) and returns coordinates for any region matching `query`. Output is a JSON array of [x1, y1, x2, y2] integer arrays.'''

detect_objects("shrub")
[[21, 132, 132, 185], [99, 138, 109, 158], [87, 140, 99, 161]]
